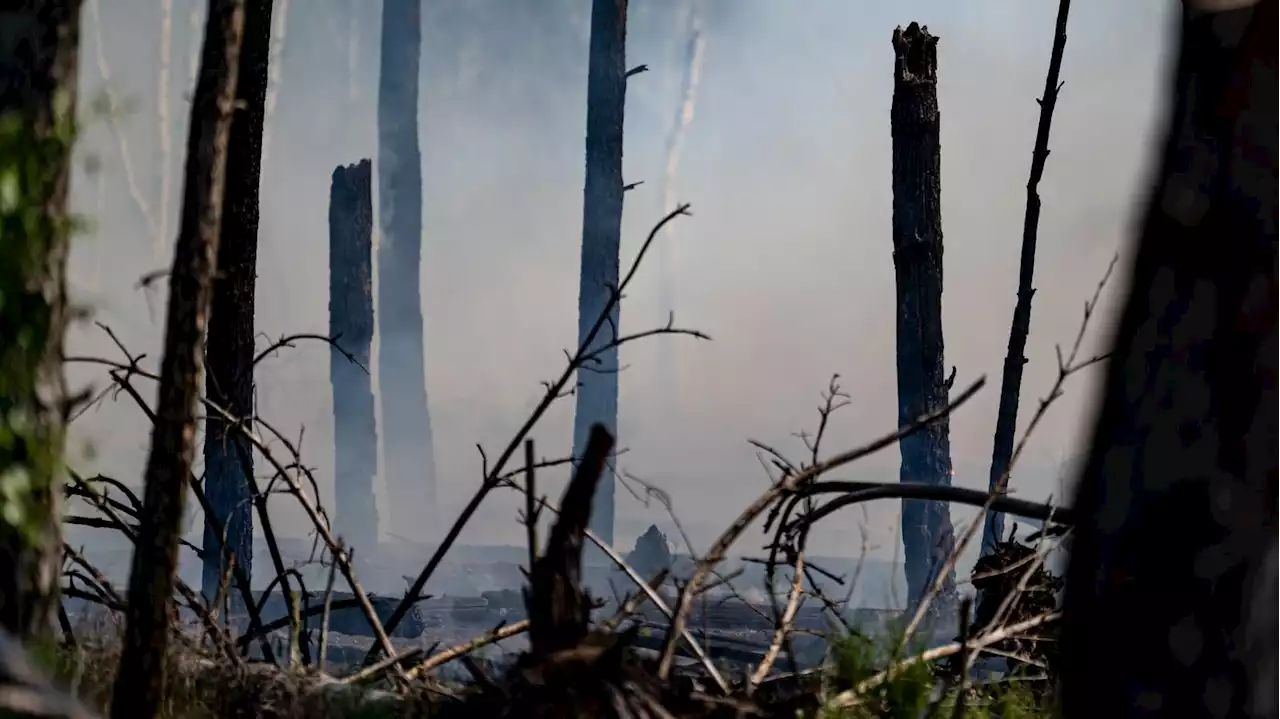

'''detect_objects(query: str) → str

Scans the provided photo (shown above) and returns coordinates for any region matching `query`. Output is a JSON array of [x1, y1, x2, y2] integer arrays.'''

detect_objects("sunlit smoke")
[[655, 0, 706, 406], [260, 0, 291, 171]]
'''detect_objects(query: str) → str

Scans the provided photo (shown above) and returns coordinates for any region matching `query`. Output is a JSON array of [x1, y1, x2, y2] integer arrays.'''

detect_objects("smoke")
[[655, 0, 708, 409], [64, 0, 1173, 595]]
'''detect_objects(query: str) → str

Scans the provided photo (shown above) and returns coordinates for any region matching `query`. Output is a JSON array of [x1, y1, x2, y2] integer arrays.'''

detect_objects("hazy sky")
[[65, 0, 1174, 569]]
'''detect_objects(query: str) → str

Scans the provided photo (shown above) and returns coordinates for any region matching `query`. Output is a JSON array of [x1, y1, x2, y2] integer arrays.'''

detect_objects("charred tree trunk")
[[201, 0, 273, 604], [329, 160, 380, 554], [0, 0, 81, 642], [981, 0, 1071, 556], [528, 425, 614, 655], [111, 3, 244, 718], [376, 0, 437, 538], [572, 0, 628, 551], [889, 22, 957, 605], [1061, 2, 1276, 717]]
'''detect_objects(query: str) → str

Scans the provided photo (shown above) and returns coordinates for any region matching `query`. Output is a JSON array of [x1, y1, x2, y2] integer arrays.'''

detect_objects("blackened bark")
[[377, 0, 437, 538], [572, 0, 628, 550], [889, 22, 957, 604], [330, 159, 380, 554], [0, 0, 81, 641], [201, 0, 273, 603], [1061, 2, 1277, 717], [528, 425, 614, 656], [111, 3, 244, 718], [981, 0, 1071, 556]]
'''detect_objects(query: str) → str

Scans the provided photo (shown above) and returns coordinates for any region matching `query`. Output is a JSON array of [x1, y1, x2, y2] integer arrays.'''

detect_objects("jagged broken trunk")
[[377, 0, 438, 538], [329, 160, 380, 554], [572, 0, 629, 551], [202, 0, 274, 601], [889, 22, 957, 604]]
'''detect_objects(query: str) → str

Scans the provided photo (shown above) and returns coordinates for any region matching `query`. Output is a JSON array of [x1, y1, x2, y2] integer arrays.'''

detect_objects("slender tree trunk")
[[0, 0, 81, 642], [201, 0, 273, 604], [572, 0, 628, 551], [377, 0, 437, 538], [981, 0, 1072, 556], [1061, 2, 1276, 716], [889, 22, 957, 605], [330, 159, 380, 554], [111, 3, 244, 717]]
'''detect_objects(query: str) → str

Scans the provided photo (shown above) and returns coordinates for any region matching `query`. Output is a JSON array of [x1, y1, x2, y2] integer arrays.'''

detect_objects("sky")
[[64, 0, 1176, 580]]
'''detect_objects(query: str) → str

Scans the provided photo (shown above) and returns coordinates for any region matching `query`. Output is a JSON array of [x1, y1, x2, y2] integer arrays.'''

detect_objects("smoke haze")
[[65, 0, 1172, 593]]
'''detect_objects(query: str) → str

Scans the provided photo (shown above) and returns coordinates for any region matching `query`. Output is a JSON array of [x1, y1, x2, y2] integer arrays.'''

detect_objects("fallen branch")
[[788, 481, 1073, 533], [402, 620, 531, 681]]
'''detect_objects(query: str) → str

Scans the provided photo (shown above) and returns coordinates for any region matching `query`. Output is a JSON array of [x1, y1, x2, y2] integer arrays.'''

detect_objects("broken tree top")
[[892, 22, 939, 85]]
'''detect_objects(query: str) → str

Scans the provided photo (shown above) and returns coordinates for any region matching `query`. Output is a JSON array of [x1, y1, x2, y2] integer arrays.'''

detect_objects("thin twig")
[[341, 646, 427, 685], [748, 552, 805, 689], [898, 256, 1115, 652], [830, 611, 1062, 709], [655, 376, 987, 679], [317, 543, 341, 672], [365, 205, 698, 664], [402, 620, 530, 680]]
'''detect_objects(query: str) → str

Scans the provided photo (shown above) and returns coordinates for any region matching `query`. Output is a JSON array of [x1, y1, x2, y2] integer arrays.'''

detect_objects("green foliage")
[[814, 624, 1054, 718], [0, 105, 78, 545], [818, 629, 935, 718]]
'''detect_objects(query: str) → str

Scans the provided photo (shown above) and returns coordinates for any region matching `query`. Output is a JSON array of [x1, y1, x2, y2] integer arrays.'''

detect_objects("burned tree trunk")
[[377, 0, 437, 539], [572, 0, 629, 550], [329, 160, 379, 554], [1061, 1, 1276, 716], [201, 0, 274, 603], [111, 3, 245, 718], [528, 425, 614, 655], [889, 22, 957, 604], [0, 0, 81, 642], [981, 0, 1071, 556]]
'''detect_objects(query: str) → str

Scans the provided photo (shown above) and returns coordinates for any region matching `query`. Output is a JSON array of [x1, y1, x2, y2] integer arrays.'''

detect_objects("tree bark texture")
[[981, 0, 1071, 556], [201, 0, 272, 603], [329, 159, 380, 554], [572, 0, 628, 550], [889, 22, 957, 605], [376, 0, 437, 538], [1061, 3, 1276, 718], [0, 0, 81, 642], [110, 3, 244, 718]]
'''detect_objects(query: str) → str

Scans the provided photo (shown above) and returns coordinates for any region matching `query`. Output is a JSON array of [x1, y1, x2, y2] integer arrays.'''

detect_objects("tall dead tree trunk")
[[981, 0, 1072, 556], [572, 0, 629, 552], [889, 22, 957, 605], [111, 3, 244, 718], [1061, 1, 1276, 717], [0, 0, 81, 642], [330, 159, 380, 554], [377, 0, 437, 538], [201, 0, 273, 604]]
